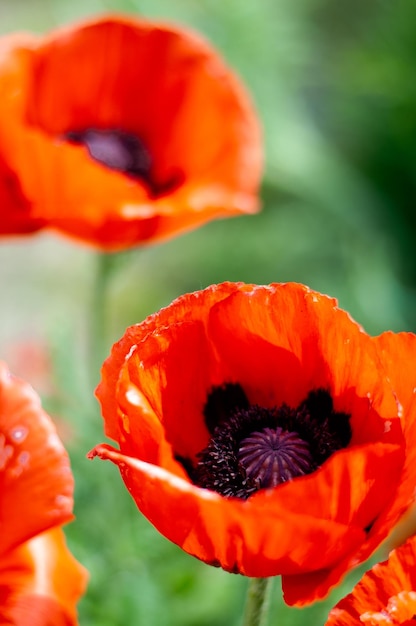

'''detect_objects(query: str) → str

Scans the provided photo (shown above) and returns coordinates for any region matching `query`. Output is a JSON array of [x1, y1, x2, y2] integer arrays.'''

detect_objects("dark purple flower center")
[[65, 128, 183, 197], [177, 384, 352, 500], [238, 426, 313, 488]]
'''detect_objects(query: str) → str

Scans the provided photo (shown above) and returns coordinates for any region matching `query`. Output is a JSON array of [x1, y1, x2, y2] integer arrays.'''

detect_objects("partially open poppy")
[[0, 362, 87, 624], [89, 282, 416, 606], [326, 534, 416, 625], [0, 15, 262, 250]]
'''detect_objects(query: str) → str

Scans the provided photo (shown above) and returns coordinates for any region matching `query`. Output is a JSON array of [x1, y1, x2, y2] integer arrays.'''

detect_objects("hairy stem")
[[242, 577, 273, 626]]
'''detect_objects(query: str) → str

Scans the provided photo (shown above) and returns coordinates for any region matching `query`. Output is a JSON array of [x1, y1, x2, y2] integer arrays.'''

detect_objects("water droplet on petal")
[[18, 450, 30, 466], [54, 494, 72, 512], [10, 425, 28, 443], [10, 450, 30, 478]]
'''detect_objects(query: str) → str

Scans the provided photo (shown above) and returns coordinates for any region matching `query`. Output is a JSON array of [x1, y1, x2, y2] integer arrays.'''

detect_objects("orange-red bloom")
[[0, 15, 262, 250], [89, 282, 416, 606], [326, 534, 416, 625], [0, 362, 87, 624]]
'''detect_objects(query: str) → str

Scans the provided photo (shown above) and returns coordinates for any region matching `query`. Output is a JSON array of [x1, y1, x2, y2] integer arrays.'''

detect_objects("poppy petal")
[[0, 154, 41, 234], [206, 285, 400, 446], [325, 534, 416, 626], [0, 362, 74, 556], [121, 319, 216, 460], [97, 282, 244, 442], [286, 334, 416, 606], [371, 332, 416, 525], [258, 441, 404, 540], [0, 527, 88, 626], [0, 35, 44, 235], [88, 439, 403, 578], [88, 443, 366, 576]]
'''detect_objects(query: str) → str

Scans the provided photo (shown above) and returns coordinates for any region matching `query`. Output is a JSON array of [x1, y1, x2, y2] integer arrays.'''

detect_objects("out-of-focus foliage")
[[0, 0, 415, 624]]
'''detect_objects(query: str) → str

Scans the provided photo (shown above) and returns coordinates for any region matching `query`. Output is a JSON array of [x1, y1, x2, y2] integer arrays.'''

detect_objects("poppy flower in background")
[[0, 362, 87, 624], [89, 282, 416, 607], [0, 15, 262, 250], [326, 534, 416, 625]]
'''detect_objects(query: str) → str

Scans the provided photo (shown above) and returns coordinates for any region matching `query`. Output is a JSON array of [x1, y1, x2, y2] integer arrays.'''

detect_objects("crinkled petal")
[[88, 444, 366, 576], [88, 439, 403, 581], [326, 534, 416, 626], [370, 333, 416, 529], [97, 282, 245, 441], [207, 285, 399, 447], [301, 333, 416, 606]]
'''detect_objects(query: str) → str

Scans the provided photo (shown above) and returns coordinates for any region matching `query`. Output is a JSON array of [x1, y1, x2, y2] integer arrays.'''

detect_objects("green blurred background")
[[1, 0, 416, 624]]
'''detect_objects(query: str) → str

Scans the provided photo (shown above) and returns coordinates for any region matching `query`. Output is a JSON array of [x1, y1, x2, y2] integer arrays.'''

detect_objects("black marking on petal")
[[303, 388, 334, 421], [203, 383, 249, 434], [65, 127, 184, 198], [298, 390, 352, 462], [66, 128, 152, 179], [174, 454, 195, 480]]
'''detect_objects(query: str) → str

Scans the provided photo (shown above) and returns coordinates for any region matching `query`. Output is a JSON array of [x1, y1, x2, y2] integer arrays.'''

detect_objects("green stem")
[[242, 578, 273, 626], [89, 251, 115, 391]]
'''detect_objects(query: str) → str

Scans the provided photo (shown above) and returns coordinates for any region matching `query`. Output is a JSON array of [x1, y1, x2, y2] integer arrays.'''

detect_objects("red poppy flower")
[[0, 362, 87, 624], [326, 534, 416, 625], [0, 15, 262, 250], [89, 282, 416, 606]]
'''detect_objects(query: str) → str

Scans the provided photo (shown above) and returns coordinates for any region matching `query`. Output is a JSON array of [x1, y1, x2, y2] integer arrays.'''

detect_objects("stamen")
[[182, 387, 352, 500]]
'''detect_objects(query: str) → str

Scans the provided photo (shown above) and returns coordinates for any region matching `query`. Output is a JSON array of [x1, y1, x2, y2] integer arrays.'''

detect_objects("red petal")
[[27, 17, 261, 186], [0, 155, 40, 234], [0, 362, 74, 556], [258, 442, 404, 539], [0, 527, 88, 626], [326, 534, 416, 625], [88, 438, 403, 584], [207, 285, 399, 448], [282, 333, 416, 606], [371, 332, 416, 527], [97, 282, 245, 442], [88, 443, 366, 577]]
